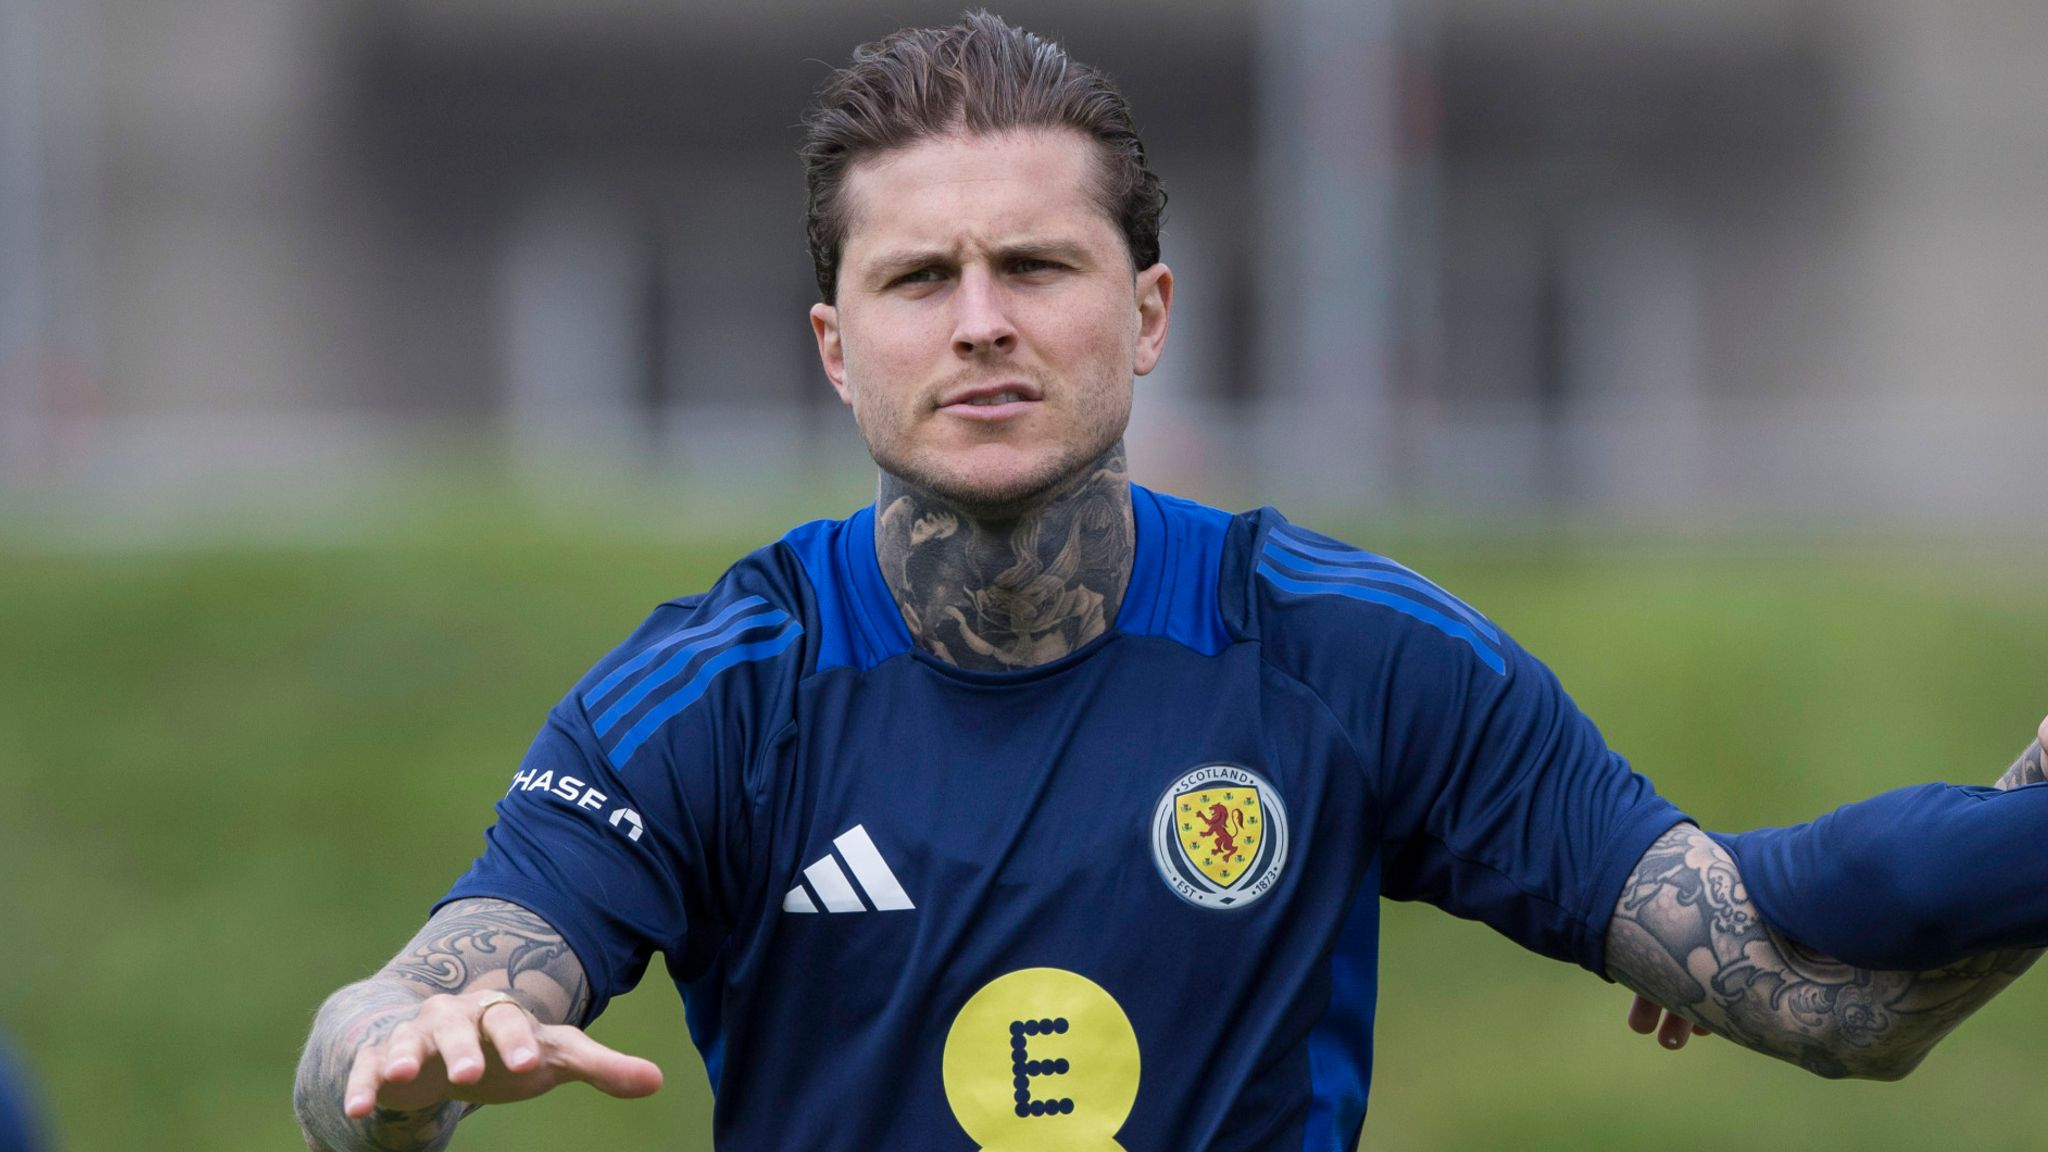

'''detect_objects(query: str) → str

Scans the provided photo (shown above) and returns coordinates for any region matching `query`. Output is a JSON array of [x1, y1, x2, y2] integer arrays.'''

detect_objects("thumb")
[[541, 1025, 665, 1099], [2037, 715, 2047, 750]]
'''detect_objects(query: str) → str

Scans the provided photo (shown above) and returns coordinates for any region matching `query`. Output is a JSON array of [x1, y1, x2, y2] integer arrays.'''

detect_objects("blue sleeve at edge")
[[1714, 781, 2048, 970]]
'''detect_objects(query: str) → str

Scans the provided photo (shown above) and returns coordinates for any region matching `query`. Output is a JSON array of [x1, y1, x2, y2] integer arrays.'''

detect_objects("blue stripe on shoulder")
[[1263, 536, 1500, 643], [605, 621, 804, 769], [591, 607, 793, 737], [581, 596, 770, 712], [1257, 559, 1507, 676]]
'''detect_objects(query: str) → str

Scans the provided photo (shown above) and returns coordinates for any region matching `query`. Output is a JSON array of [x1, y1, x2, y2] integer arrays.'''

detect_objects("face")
[[810, 129, 1172, 513]]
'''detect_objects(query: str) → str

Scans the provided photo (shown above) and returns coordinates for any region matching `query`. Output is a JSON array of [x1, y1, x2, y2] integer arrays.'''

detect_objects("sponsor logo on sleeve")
[[507, 768, 643, 845]]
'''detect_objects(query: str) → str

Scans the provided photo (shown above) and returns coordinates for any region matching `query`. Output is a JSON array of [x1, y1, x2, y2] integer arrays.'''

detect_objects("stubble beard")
[[873, 429, 1119, 521], [863, 368, 1131, 521]]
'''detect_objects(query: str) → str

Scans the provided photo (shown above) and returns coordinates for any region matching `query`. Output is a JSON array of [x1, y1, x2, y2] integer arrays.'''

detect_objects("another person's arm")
[[1605, 724, 2048, 1078], [293, 898, 660, 1152], [0, 1032, 45, 1152]]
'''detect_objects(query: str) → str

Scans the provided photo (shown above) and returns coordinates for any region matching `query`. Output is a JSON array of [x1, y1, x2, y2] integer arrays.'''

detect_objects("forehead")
[[838, 129, 1118, 260]]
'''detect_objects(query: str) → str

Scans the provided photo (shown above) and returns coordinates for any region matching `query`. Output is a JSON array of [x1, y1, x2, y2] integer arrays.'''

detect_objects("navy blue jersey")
[[444, 485, 1685, 1151]]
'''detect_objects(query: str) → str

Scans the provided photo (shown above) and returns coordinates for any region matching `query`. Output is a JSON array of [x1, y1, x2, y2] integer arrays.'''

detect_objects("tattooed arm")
[[1606, 735, 2048, 1080], [293, 898, 661, 1152], [1993, 735, 2047, 790]]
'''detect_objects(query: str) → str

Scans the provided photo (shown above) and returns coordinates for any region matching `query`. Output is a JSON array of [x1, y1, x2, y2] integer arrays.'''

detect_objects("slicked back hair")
[[800, 10, 1166, 303]]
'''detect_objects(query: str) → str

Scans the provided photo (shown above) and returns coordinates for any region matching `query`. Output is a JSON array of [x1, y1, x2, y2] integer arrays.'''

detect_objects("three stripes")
[[1256, 524, 1507, 675], [584, 594, 804, 769], [783, 825, 916, 914]]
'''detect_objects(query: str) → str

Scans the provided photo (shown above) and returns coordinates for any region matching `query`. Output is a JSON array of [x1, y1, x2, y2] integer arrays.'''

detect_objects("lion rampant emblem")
[[1195, 803, 1245, 859]]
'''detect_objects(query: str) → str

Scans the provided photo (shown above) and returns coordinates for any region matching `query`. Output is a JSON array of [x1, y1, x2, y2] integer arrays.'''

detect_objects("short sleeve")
[[1374, 631, 1687, 974], [440, 697, 693, 1023], [1254, 518, 1687, 974], [440, 591, 798, 1022]]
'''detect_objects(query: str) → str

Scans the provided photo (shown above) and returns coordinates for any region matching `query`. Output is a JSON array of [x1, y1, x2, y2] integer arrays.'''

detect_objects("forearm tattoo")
[[1993, 739, 2046, 791], [875, 442, 1134, 671], [1608, 739, 2048, 1079], [295, 980, 458, 1152], [293, 899, 591, 1152], [383, 898, 591, 1020]]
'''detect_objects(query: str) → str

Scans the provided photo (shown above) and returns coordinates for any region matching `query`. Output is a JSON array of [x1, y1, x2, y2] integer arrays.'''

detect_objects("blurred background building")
[[2, 0, 2044, 537]]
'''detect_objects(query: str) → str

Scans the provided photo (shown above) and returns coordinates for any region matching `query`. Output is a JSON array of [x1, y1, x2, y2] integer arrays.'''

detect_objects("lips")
[[938, 382, 1042, 421], [939, 382, 1043, 408], [958, 390, 1025, 406]]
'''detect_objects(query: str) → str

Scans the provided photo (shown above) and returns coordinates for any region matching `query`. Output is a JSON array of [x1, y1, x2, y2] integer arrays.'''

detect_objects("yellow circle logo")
[[941, 968, 1141, 1151]]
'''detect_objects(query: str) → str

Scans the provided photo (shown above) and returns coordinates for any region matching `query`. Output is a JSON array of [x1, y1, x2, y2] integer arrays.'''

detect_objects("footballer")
[[295, 14, 2048, 1151]]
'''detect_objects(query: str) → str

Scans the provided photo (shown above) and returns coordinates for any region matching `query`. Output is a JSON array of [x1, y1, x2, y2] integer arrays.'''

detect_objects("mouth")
[[938, 383, 1042, 421], [959, 390, 1027, 407]]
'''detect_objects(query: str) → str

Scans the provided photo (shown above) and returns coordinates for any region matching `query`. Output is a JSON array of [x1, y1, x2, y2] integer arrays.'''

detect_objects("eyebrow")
[[997, 239, 1091, 265], [860, 239, 1093, 284]]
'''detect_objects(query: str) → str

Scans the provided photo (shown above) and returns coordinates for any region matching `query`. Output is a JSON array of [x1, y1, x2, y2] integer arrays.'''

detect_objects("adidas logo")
[[782, 824, 915, 914]]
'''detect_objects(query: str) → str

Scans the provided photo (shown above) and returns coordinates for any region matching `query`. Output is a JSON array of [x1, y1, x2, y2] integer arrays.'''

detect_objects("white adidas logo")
[[782, 824, 915, 914]]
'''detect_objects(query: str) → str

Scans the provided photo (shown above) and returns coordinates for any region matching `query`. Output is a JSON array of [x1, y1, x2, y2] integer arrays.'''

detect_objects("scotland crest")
[[1151, 764, 1289, 909]]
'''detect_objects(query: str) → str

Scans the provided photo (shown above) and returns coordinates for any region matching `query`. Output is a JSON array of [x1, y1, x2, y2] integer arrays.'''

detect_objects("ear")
[[1132, 262, 1174, 377], [810, 302, 853, 405]]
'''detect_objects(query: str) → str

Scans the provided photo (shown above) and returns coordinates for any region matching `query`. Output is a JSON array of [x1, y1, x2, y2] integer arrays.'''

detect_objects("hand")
[[1625, 994, 1711, 1050], [343, 989, 662, 1119]]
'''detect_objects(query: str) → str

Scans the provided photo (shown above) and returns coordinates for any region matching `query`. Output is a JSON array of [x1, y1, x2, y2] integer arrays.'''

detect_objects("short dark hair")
[[800, 10, 1166, 303]]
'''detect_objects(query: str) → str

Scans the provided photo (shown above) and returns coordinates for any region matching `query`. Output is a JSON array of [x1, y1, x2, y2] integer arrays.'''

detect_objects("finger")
[[1625, 995, 1661, 1035], [1657, 1011, 1695, 1050], [380, 1024, 430, 1082], [432, 1012, 489, 1086], [2036, 715, 2047, 749], [540, 1025, 665, 1099], [479, 1000, 542, 1074], [344, 1045, 387, 1119], [1693, 1023, 1710, 1037]]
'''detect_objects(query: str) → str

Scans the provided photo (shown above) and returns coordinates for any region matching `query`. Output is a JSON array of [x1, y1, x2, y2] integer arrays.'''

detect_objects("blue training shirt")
[[443, 485, 1686, 1151]]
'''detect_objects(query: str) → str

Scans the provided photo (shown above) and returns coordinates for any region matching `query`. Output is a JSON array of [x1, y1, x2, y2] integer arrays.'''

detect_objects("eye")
[[890, 266, 946, 288], [1010, 257, 1061, 275]]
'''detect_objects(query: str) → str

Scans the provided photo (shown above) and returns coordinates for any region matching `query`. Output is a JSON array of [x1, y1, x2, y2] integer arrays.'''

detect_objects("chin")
[[887, 450, 1082, 517]]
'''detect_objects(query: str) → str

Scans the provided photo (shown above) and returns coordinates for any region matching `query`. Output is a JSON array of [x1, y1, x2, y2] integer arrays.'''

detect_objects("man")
[[295, 14, 2048, 1151]]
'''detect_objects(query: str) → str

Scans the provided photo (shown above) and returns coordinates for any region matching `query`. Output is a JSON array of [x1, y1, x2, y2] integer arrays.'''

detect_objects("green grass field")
[[3, 511, 2045, 1151]]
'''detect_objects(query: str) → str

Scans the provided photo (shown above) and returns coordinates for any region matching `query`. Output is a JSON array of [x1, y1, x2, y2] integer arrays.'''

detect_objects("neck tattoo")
[[874, 445, 1135, 671]]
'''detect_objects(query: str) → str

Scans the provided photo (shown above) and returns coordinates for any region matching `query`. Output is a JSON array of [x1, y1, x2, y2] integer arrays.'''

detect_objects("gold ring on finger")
[[475, 991, 524, 1023]]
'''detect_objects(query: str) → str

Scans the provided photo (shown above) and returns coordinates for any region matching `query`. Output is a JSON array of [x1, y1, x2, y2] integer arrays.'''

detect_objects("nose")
[[950, 266, 1017, 357]]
